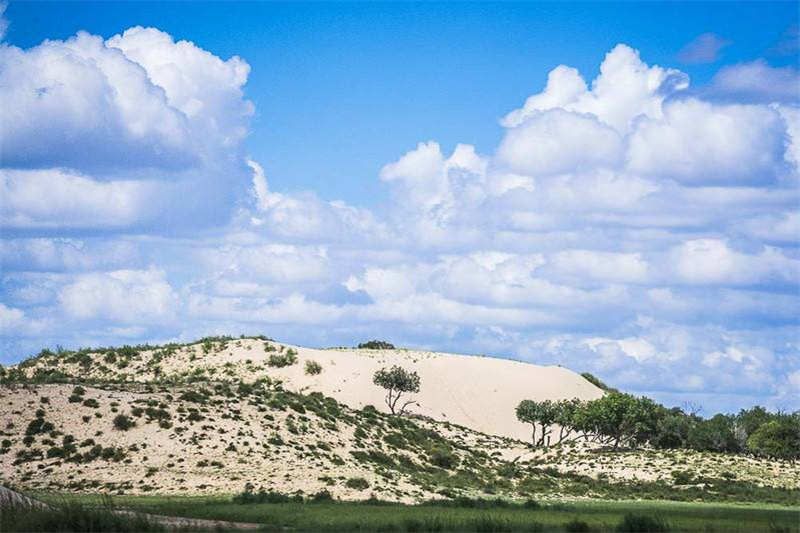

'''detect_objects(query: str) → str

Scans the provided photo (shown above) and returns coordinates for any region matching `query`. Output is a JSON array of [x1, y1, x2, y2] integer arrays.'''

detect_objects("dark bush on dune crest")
[[358, 340, 396, 350]]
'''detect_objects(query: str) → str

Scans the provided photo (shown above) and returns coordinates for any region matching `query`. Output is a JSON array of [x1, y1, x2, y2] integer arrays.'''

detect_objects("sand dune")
[[12, 338, 603, 442], [162, 340, 605, 442]]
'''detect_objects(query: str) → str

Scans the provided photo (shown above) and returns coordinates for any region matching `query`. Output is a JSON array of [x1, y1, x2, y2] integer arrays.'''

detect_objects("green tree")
[[553, 398, 584, 444], [574, 392, 662, 449], [651, 409, 694, 449], [372, 366, 420, 415], [746, 413, 800, 460], [735, 406, 774, 448], [516, 400, 558, 446], [686, 414, 740, 453]]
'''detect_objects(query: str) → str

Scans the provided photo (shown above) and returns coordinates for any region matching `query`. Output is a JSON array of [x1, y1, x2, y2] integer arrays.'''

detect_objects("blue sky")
[[6, 1, 797, 203], [1, 1, 799, 414]]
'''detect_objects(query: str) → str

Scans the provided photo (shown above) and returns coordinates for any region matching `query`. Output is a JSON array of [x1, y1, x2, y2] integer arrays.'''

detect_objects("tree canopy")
[[514, 391, 799, 458], [373, 366, 421, 415]]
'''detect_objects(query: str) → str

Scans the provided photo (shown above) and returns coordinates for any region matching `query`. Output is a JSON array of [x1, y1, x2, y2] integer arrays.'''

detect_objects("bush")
[[112, 414, 135, 431], [268, 350, 298, 368], [232, 488, 304, 504], [615, 513, 671, 533], [310, 490, 334, 502], [565, 518, 592, 532], [427, 447, 459, 470], [358, 340, 395, 350], [345, 477, 370, 490], [305, 360, 323, 375], [580, 372, 616, 392]]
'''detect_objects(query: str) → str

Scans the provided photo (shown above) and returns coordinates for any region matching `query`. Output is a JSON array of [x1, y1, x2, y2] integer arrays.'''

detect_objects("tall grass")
[[0, 495, 166, 532]]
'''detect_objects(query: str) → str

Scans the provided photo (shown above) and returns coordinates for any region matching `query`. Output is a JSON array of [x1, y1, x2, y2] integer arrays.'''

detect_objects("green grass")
[[34, 494, 800, 532]]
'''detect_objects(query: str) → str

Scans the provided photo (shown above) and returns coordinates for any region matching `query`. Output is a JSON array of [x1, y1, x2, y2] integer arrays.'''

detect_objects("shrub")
[[670, 471, 694, 485], [186, 411, 204, 423], [427, 447, 459, 470], [565, 518, 592, 533], [113, 414, 135, 431], [82, 399, 100, 408], [232, 488, 304, 504], [268, 350, 298, 368], [580, 372, 616, 392], [615, 513, 671, 533], [310, 490, 334, 502], [358, 340, 395, 350], [304, 360, 323, 375], [345, 477, 370, 490]]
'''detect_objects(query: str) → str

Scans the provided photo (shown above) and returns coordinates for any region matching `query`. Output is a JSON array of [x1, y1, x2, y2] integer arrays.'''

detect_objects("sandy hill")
[[1, 337, 797, 502], [6, 337, 604, 442]]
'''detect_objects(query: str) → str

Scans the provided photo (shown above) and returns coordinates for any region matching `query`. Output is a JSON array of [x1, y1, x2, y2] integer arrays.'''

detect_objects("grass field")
[[28, 493, 800, 532]]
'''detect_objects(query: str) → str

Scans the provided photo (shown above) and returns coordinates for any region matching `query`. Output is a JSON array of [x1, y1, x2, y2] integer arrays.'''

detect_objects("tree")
[[686, 414, 740, 453], [651, 408, 694, 449], [746, 413, 800, 460], [735, 406, 773, 449], [373, 366, 420, 415], [573, 392, 662, 449], [553, 398, 584, 444], [516, 398, 586, 446], [516, 400, 552, 446]]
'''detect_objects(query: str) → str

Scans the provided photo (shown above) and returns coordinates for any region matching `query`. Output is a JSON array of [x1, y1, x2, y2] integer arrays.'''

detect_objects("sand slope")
[[269, 345, 604, 442]]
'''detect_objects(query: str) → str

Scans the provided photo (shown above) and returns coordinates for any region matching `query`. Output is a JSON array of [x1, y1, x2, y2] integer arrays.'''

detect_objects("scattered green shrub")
[[345, 477, 370, 490], [268, 350, 298, 368], [113, 414, 135, 431], [305, 360, 323, 375]]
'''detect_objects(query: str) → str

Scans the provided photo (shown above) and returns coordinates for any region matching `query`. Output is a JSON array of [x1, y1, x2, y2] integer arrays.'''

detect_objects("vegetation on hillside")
[[516, 392, 800, 459], [1, 336, 798, 509]]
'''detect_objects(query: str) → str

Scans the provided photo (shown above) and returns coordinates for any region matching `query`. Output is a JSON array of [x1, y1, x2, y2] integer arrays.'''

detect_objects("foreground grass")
[[32, 493, 800, 532]]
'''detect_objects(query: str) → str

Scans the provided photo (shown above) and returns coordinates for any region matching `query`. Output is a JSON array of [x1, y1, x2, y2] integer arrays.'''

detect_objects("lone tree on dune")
[[373, 366, 420, 415]]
